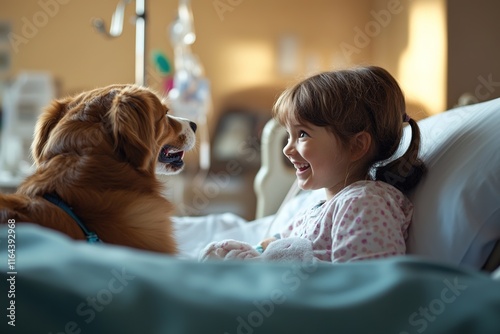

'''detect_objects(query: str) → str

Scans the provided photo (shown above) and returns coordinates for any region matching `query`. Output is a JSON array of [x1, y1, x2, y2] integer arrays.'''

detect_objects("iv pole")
[[92, 0, 147, 86]]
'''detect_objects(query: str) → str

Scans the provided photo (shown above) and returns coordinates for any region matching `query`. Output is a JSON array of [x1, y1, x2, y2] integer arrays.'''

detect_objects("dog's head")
[[31, 84, 196, 175]]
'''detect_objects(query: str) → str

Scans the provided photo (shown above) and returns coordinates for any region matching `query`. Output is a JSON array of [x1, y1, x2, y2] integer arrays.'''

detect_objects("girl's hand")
[[258, 237, 277, 251], [199, 239, 260, 261]]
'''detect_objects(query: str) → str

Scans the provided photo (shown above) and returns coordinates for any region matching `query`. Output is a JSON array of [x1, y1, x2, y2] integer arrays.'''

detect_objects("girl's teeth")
[[295, 163, 310, 171]]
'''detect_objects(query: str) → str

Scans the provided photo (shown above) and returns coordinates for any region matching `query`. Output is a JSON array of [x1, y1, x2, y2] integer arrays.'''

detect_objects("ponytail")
[[374, 118, 427, 193]]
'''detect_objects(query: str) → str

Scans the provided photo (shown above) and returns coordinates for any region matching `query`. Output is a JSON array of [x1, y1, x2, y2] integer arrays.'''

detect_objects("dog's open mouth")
[[158, 145, 185, 167]]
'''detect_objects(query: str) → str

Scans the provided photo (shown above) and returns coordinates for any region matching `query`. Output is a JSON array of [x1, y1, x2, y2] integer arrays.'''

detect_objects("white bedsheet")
[[173, 213, 272, 259], [173, 189, 327, 259]]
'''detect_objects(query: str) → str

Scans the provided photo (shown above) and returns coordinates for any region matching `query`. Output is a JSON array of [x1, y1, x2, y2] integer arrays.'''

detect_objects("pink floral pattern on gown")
[[280, 180, 413, 262]]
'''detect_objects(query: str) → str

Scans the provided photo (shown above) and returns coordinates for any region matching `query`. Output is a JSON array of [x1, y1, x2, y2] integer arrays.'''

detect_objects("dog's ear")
[[107, 88, 156, 171], [31, 99, 67, 166]]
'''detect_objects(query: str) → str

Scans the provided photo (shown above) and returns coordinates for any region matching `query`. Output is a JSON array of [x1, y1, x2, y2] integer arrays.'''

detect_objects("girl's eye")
[[299, 130, 309, 138]]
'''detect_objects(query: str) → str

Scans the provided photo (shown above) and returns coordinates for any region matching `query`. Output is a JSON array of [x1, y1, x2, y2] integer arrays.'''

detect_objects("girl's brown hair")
[[273, 66, 426, 193]]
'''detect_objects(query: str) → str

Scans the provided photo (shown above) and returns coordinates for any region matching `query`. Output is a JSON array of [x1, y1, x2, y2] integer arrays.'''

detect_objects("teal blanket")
[[1, 224, 499, 334]]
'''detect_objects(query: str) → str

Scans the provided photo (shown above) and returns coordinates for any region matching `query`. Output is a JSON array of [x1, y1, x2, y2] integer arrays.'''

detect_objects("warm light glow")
[[399, 0, 447, 114], [221, 41, 275, 90]]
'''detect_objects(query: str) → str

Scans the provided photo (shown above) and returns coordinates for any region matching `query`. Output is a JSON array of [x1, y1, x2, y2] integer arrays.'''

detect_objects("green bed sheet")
[[1, 224, 499, 334]]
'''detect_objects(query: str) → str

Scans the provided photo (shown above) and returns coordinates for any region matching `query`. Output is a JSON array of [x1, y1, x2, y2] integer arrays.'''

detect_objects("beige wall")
[[0, 0, 376, 127], [3, 0, 499, 121], [447, 0, 500, 108]]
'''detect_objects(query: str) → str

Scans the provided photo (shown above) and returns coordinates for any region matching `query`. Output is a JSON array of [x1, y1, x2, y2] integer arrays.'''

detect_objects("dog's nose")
[[189, 121, 197, 133]]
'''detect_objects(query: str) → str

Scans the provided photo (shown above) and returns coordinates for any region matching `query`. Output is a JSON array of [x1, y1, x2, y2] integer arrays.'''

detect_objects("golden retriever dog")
[[0, 84, 196, 253]]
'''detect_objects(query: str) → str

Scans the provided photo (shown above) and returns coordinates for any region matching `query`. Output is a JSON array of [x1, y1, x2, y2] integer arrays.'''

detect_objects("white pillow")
[[405, 98, 500, 269]]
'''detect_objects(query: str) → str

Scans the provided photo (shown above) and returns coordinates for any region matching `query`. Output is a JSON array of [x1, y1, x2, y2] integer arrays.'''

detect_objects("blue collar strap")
[[43, 193, 101, 244]]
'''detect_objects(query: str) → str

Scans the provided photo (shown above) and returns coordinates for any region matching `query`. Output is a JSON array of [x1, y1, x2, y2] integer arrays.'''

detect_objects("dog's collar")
[[43, 193, 101, 244]]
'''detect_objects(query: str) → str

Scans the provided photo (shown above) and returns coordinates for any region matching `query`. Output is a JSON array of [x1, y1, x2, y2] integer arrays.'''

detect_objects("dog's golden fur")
[[0, 84, 196, 253]]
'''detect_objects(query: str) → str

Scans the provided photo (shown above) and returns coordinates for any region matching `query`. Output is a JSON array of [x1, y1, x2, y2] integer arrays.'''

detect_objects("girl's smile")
[[283, 121, 352, 199], [292, 162, 310, 173]]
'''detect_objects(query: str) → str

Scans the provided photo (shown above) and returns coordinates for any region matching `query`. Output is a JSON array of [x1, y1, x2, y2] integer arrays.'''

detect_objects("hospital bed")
[[1, 97, 500, 333]]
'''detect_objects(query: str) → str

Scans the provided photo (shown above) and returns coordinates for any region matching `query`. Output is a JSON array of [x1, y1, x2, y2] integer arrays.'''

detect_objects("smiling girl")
[[267, 65, 427, 262], [201, 66, 426, 263]]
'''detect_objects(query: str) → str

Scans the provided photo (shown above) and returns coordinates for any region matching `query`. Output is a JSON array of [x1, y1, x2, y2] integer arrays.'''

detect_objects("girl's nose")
[[283, 140, 293, 158]]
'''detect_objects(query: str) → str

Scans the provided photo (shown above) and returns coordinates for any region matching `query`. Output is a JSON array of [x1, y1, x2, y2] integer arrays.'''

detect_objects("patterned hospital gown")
[[279, 180, 413, 262]]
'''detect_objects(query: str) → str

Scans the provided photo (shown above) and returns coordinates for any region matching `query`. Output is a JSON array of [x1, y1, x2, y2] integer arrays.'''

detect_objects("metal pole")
[[135, 0, 146, 86]]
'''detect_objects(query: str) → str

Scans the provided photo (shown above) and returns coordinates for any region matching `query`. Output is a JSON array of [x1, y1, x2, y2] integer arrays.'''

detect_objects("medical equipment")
[[167, 0, 211, 174], [0, 72, 55, 187], [92, 0, 147, 86]]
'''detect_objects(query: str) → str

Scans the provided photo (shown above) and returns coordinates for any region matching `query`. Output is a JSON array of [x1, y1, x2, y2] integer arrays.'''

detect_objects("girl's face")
[[283, 120, 351, 199]]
